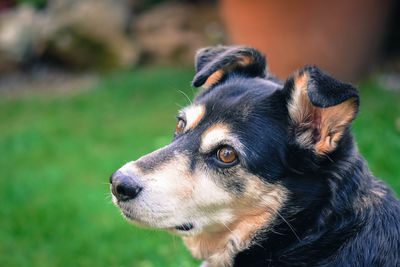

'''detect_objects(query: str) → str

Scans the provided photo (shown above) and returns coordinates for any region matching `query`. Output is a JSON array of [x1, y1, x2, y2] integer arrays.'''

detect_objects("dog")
[[110, 46, 400, 266]]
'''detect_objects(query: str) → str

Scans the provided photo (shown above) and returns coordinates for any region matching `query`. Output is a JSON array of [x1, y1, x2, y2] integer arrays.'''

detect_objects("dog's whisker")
[[104, 194, 113, 201], [268, 228, 285, 236], [221, 221, 234, 234], [177, 89, 193, 105], [326, 154, 334, 163], [175, 102, 185, 109], [275, 211, 301, 242]]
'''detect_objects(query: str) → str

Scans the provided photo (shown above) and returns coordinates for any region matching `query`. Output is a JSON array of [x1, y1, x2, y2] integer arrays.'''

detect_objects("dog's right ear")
[[192, 46, 267, 90]]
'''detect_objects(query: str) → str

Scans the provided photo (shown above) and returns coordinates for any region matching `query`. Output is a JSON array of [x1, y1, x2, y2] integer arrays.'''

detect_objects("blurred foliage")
[[17, 0, 47, 8], [138, 0, 175, 11], [0, 67, 399, 266]]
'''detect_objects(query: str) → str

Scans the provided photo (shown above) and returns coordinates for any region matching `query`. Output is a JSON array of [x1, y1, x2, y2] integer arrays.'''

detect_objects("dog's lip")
[[120, 209, 194, 231], [174, 223, 194, 231], [121, 210, 139, 221]]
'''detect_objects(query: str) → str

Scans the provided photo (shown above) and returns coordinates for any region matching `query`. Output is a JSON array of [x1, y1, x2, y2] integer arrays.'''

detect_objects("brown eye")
[[176, 119, 186, 135], [217, 147, 237, 163]]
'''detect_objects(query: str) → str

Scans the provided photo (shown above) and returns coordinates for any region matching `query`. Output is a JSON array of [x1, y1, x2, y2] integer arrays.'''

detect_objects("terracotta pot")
[[220, 0, 392, 81]]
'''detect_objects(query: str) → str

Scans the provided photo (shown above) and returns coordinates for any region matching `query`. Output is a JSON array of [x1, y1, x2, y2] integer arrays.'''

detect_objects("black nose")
[[110, 172, 143, 201]]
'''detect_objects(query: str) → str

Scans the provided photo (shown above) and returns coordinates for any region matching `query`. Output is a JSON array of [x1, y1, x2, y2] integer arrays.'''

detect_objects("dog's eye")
[[175, 119, 186, 135], [217, 147, 236, 163]]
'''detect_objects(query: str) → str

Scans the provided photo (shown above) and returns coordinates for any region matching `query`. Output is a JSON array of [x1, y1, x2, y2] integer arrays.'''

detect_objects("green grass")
[[0, 67, 200, 267], [0, 67, 399, 266], [353, 79, 400, 192]]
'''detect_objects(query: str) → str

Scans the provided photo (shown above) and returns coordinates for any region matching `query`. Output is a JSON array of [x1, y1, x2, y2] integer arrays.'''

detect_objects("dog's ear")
[[192, 46, 267, 89], [285, 66, 359, 155]]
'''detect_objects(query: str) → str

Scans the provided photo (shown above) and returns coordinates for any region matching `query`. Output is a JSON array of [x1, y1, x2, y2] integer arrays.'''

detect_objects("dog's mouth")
[[174, 223, 194, 231], [120, 209, 195, 233]]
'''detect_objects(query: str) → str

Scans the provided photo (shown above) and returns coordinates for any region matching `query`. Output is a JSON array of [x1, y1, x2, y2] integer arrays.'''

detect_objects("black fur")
[[302, 66, 360, 108], [192, 45, 268, 88], [191, 46, 400, 266]]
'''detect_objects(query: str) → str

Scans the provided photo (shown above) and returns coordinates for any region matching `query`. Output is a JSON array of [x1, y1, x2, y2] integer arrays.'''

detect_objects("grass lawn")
[[0, 67, 399, 267]]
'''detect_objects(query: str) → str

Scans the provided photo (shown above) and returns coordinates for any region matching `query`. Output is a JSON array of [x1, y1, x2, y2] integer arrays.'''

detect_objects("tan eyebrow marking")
[[184, 105, 205, 130], [200, 124, 231, 152]]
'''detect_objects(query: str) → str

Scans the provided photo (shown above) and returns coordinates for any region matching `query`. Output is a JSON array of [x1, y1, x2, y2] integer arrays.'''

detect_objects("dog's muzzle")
[[110, 171, 143, 201]]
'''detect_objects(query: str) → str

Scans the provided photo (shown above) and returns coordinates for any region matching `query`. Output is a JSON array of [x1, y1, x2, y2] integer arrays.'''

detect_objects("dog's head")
[[110, 46, 359, 255]]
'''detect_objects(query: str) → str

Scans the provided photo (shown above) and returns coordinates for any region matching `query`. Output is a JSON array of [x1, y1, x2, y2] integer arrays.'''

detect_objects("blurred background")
[[0, 0, 399, 266]]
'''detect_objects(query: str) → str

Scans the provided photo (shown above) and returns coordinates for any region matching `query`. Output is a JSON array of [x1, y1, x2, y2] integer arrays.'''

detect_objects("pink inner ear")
[[289, 73, 358, 155], [315, 98, 358, 155], [311, 109, 321, 144]]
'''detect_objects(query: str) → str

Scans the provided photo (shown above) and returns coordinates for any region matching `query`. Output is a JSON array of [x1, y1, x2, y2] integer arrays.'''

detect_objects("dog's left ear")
[[285, 66, 360, 155], [192, 46, 267, 89]]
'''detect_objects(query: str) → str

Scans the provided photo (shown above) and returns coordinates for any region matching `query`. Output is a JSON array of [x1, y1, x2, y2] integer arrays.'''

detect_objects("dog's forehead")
[[173, 77, 284, 157], [193, 77, 281, 121]]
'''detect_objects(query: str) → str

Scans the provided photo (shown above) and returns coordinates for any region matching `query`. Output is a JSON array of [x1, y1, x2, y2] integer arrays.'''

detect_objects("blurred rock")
[[0, 4, 43, 72], [0, 0, 224, 73], [42, 0, 139, 71], [135, 2, 225, 65]]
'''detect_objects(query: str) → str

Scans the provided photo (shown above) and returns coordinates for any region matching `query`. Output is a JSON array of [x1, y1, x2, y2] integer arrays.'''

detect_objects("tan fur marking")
[[185, 105, 205, 130], [183, 214, 270, 267], [184, 176, 287, 267], [288, 72, 357, 155], [204, 70, 224, 89], [237, 55, 253, 66], [315, 98, 357, 154], [290, 74, 314, 133], [202, 124, 228, 138], [202, 55, 254, 90], [288, 73, 314, 148], [200, 124, 231, 153]]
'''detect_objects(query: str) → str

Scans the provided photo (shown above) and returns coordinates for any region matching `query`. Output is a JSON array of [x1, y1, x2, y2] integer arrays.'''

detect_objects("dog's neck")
[[232, 153, 392, 266], [183, 212, 271, 267]]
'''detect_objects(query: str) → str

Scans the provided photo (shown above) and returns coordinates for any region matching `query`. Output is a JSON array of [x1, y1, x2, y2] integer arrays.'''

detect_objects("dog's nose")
[[110, 172, 143, 201]]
